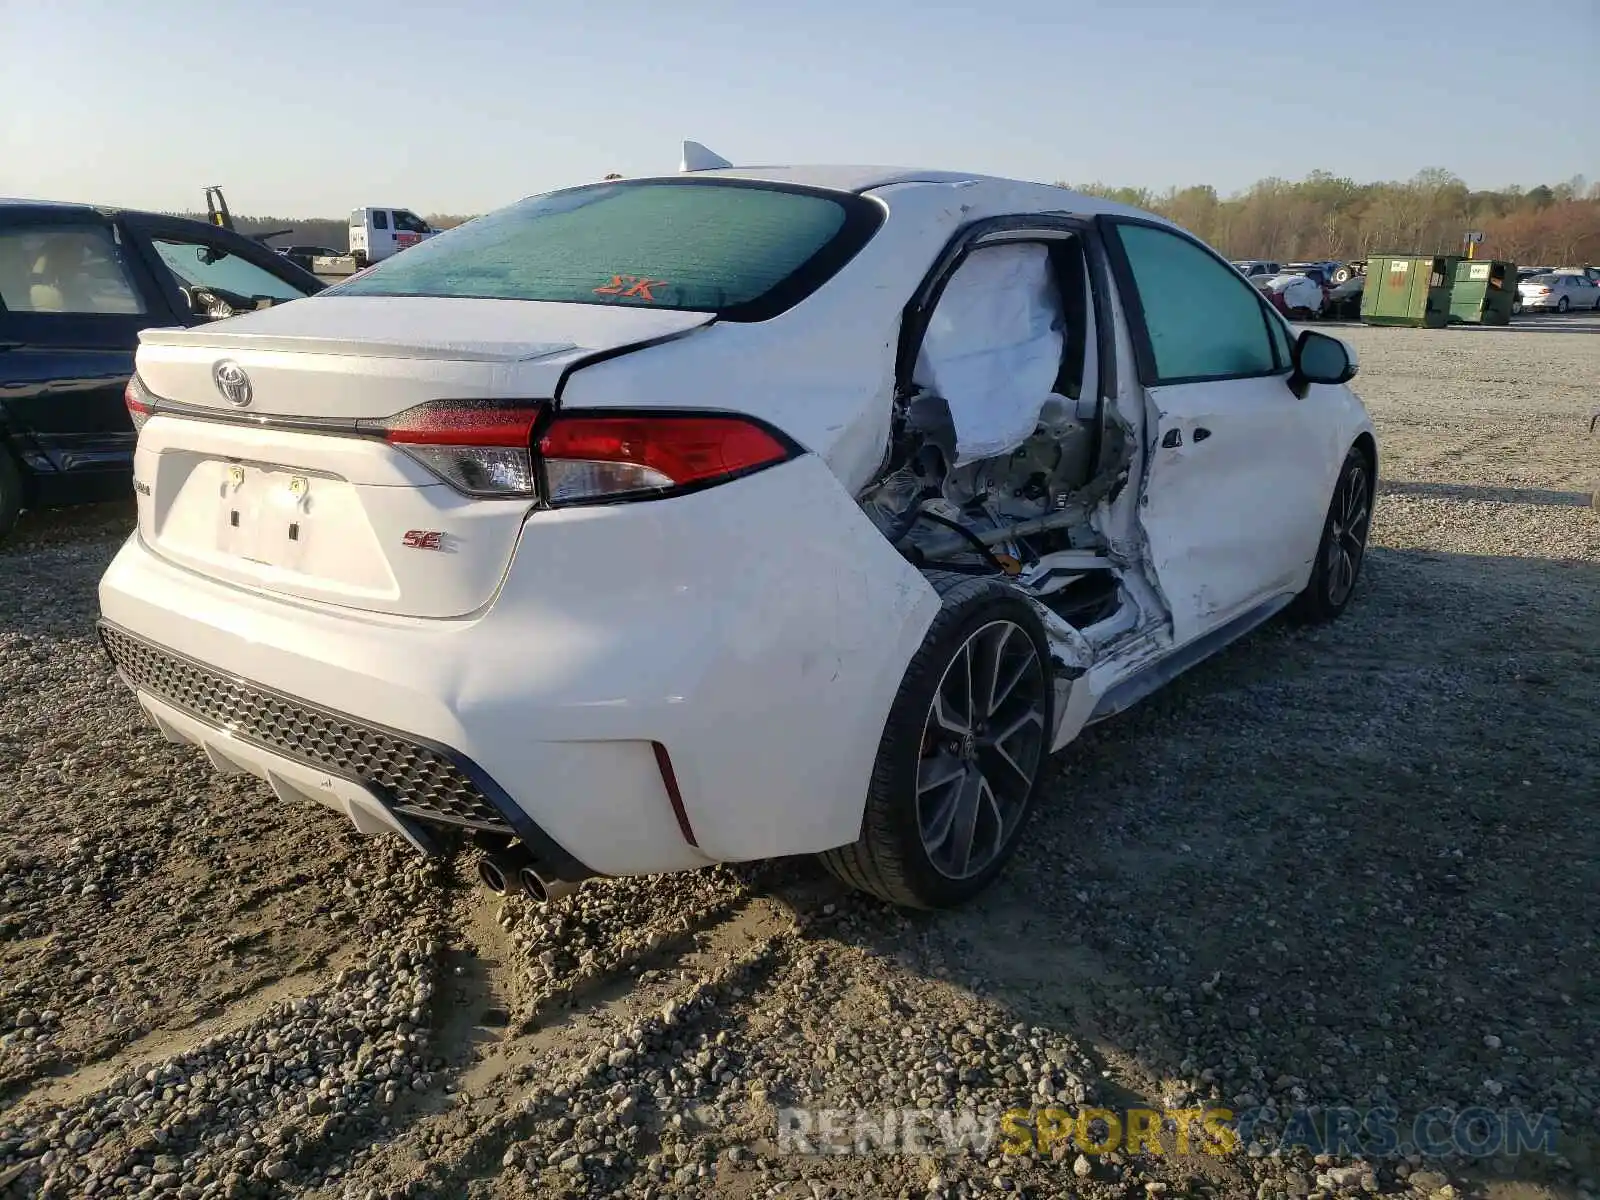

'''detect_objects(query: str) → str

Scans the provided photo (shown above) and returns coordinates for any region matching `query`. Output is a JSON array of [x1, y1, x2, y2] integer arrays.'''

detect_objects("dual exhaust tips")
[[477, 842, 577, 904]]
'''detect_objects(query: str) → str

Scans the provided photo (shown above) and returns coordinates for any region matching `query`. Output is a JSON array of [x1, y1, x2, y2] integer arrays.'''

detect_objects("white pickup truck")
[[347, 207, 439, 268]]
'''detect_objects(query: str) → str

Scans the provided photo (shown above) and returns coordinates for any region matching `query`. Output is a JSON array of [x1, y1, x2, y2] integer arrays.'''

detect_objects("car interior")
[[0, 228, 145, 315], [861, 232, 1128, 632]]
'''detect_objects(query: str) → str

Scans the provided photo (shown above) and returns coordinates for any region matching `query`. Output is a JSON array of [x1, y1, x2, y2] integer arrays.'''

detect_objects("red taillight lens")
[[124, 376, 153, 433], [359, 400, 545, 497], [538, 413, 795, 505], [369, 400, 544, 447]]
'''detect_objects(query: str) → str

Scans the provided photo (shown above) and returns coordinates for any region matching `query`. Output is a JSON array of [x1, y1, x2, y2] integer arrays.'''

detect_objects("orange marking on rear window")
[[621, 277, 665, 301], [593, 275, 667, 302]]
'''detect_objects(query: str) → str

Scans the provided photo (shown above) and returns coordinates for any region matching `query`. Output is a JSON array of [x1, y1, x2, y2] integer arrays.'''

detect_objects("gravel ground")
[[2, 315, 1598, 1200]]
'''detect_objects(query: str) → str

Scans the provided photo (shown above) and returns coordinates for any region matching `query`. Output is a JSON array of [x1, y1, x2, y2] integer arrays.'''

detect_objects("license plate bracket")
[[216, 464, 312, 570]]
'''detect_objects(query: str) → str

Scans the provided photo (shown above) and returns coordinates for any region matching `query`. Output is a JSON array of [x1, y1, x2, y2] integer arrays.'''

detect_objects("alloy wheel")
[[916, 620, 1047, 880], [1324, 464, 1372, 607]]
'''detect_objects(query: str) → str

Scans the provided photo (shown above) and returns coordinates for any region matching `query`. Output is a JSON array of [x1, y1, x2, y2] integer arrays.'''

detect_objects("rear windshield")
[[328, 179, 883, 321]]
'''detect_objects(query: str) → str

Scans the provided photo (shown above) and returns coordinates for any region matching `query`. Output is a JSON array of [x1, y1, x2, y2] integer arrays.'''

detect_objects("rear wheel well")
[[819, 569, 1055, 908]]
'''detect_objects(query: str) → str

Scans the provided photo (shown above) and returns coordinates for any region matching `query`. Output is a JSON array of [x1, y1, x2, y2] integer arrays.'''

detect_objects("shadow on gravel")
[[0, 500, 135, 555], [1381, 481, 1595, 508], [1490, 313, 1600, 335], [0, 501, 134, 637], [835, 547, 1600, 1188], [1319, 313, 1600, 335], [0, 505, 132, 649]]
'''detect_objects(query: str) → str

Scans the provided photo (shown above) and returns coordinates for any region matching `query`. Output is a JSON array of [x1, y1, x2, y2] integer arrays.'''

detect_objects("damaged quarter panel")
[[460, 454, 944, 863]]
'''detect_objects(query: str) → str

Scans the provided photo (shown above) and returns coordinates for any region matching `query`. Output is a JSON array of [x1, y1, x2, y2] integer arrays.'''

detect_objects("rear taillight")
[[538, 412, 797, 505], [124, 375, 153, 433], [359, 400, 546, 497], [358, 402, 797, 503]]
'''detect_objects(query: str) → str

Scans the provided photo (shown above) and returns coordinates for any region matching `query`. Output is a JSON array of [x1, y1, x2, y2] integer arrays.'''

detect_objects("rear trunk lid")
[[132, 296, 712, 619], [135, 296, 710, 423]]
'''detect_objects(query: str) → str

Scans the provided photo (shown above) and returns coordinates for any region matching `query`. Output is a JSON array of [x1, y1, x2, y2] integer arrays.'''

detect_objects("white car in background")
[[1519, 272, 1600, 312], [101, 152, 1377, 909]]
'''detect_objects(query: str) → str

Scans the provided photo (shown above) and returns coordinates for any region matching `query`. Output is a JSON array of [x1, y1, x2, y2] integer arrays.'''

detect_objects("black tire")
[[352, 252, 369, 269], [1512, 298, 1523, 316], [0, 448, 23, 542], [1333, 266, 1353, 284], [1289, 446, 1373, 625], [1557, 296, 1569, 313], [820, 571, 1054, 909]]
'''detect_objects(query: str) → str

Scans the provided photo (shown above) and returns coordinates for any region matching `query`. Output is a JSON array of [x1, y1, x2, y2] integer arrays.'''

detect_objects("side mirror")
[[1289, 329, 1356, 397], [185, 286, 234, 320]]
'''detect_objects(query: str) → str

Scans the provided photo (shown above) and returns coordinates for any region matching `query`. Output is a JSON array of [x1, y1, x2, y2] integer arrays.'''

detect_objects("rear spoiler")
[[137, 324, 581, 363]]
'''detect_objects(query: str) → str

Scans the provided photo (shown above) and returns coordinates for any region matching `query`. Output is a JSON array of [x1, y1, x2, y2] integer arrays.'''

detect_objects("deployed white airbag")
[[914, 244, 1065, 465]]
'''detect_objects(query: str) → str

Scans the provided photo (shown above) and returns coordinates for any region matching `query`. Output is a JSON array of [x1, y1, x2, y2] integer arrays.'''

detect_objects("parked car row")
[[1235, 262, 1347, 319], [1230, 256, 1600, 320]]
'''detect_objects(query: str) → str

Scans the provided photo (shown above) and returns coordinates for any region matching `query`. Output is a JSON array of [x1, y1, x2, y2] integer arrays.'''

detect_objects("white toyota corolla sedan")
[[99, 155, 1377, 909]]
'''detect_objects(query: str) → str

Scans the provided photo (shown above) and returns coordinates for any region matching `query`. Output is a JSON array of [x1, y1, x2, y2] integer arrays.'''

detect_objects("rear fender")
[[453, 454, 945, 861]]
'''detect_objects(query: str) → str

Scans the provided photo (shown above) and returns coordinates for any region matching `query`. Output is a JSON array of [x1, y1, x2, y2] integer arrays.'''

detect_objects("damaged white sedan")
[[99, 155, 1377, 909]]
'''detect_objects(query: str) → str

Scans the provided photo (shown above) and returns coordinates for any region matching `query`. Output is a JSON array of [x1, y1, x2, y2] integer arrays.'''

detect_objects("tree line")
[[183, 169, 1600, 269], [1066, 170, 1600, 267]]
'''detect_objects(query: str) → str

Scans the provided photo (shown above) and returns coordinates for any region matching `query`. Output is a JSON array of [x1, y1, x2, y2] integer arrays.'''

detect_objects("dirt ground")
[[2, 314, 1597, 1200]]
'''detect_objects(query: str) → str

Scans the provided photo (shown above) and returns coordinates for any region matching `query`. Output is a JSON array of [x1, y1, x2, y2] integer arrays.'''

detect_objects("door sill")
[[1086, 592, 1295, 724]]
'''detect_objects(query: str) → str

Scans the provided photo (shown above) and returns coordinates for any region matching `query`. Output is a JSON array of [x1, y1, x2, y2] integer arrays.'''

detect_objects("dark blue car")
[[0, 200, 325, 538]]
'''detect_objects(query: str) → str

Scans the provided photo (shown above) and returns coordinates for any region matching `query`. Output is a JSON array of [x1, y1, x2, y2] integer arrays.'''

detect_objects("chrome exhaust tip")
[[478, 842, 531, 894], [518, 864, 577, 904], [477, 856, 511, 894]]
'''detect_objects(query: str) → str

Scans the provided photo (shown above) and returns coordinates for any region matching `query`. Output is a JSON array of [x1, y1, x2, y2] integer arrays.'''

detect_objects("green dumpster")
[[1361, 253, 1459, 327], [1449, 259, 1517, 325]]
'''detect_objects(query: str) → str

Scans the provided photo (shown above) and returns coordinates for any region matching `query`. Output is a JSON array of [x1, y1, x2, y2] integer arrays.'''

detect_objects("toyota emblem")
[[212, 359, 252, 407]]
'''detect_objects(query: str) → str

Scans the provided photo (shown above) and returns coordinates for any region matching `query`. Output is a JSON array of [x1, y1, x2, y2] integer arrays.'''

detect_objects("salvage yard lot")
[[2, 317, 1598, 1200]]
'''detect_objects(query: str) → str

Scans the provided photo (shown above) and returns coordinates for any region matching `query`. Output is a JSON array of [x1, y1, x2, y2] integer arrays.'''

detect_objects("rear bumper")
[[98, 621, 588, 879], [121, 686, 445, 857], [98, 455, 941, 876]]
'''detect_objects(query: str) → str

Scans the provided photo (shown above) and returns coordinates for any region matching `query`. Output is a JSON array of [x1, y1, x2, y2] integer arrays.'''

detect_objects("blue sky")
[[2, 0, 1595, 216]]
